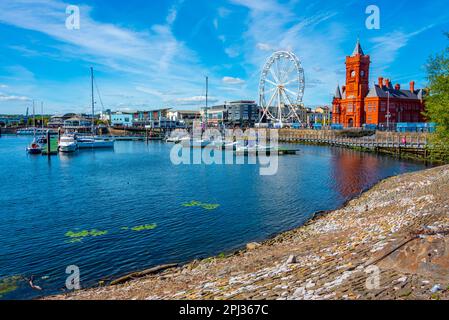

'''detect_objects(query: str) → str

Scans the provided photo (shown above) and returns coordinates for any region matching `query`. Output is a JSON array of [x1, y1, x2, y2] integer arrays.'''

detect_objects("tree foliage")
[[425, 33, 449, 158]]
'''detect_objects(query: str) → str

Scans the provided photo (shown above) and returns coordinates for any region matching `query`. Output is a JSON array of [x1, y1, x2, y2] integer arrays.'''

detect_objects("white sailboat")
[[26, 100, 42, 154], [183, 76, 212, 148], [77, 67, 115, 149]]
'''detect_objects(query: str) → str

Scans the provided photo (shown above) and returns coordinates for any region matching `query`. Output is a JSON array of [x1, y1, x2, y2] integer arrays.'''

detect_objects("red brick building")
[[332, 39, 426, 128]]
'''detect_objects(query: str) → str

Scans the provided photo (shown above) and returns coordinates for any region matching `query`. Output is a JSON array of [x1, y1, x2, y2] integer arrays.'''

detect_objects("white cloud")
[[135, 86, 166, 98], [0, 84, 8, 88], [0, 93, 30, 101], [256, 43, 272, 51], [166, 0, 185, 25], [227, 0, 347, 106], [0, 0, 216, 113], [225, 47, 240, 58], [174, 95, 219, 105], [222, 76, 245, 85]]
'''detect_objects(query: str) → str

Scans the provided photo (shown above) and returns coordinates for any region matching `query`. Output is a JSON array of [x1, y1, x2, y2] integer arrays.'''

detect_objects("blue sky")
[[0, 0, 448, 114]]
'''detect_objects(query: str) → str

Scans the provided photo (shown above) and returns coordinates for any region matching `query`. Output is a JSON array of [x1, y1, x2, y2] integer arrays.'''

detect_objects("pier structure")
[[277, 129, 430, 159]]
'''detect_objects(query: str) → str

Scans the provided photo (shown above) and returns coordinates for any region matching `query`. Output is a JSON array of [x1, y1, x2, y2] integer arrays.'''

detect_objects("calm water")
[[0, 136, 427, 299]]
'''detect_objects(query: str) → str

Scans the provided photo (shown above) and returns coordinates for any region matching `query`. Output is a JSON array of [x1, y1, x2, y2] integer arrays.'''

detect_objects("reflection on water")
[[0, 136, 428, 299]]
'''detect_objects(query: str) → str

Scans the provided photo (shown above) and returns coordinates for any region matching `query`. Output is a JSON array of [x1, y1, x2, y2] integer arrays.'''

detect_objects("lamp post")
[[386, 91, 391, 131]]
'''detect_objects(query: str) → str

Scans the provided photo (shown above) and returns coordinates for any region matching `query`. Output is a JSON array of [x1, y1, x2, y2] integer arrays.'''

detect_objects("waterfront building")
[[332, 39, 426, 128], [110, 108, 175, 128], [48, 113, 77, 128], [0, 116, 21, 127], [111, 112, 134, 127], [203, 104, 228, 127], [167, 110, 201, 127], [204, 101, 259, 127], [63, 115, 92, 132], [314, 106, 332, 126]]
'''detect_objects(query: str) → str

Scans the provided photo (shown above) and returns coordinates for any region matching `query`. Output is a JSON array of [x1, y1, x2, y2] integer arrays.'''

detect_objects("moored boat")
[[27, 139, 42, 154], [76, 135, 115, 149], [58, 134, 78, 153]]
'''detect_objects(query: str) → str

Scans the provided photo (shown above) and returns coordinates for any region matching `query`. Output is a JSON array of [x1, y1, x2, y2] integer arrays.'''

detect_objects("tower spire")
[[352, 38, 364, 56], [334, 84, 342, 99]]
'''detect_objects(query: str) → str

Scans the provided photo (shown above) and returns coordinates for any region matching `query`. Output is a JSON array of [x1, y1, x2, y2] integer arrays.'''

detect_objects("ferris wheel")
[[258, 51, 305, 127]]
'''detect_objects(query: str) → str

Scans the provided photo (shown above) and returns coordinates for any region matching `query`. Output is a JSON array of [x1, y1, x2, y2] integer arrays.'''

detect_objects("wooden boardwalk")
[[279, 132, 429, 158]]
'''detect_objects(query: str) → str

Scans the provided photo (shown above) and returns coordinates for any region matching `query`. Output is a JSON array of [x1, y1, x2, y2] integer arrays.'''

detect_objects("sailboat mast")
[[91, 67, 95, 135], [205, 76, 208, 128], [41, 101, 44, 129], [32, 100, 35, 132]]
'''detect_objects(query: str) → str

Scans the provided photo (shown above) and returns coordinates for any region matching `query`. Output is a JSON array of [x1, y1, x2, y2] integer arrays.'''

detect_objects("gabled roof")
[[352, 39, 365, 56], [366, 85, 425, 100]]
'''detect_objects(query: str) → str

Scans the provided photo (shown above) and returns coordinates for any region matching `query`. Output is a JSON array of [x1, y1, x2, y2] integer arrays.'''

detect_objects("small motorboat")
[[27, 140, 42, 154], [58, 134, 78, 153]]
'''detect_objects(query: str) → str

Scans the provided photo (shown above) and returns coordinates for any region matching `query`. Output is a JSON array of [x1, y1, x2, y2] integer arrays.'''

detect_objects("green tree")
[[425, 33, 449, 160]]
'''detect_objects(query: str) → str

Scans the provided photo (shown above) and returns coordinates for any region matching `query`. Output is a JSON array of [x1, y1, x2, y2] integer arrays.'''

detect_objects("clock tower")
[[343, 39, 370, 127]]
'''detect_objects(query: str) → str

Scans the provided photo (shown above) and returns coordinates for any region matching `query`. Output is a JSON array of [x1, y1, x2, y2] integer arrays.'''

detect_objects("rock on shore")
[[48, 165, 449, 300]]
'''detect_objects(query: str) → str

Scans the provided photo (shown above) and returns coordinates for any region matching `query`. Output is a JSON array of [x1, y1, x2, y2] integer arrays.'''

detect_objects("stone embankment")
[[49, 165, 449, 300]]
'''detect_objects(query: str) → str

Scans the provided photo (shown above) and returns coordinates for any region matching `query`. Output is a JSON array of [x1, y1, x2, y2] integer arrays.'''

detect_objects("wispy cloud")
[[369, 24, 435, 75], [228, 0, 345, 105], [174, 95, 219, 105], [0, 0, 209, 110], [0, 93, 30, 101], [225, 46, 240, 58], [256, 43, 272, 51], [222, 76, 245, 85]]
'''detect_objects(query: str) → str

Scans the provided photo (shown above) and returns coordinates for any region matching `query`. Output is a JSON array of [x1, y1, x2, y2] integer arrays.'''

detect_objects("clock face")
[[351, 71, 356, 77]]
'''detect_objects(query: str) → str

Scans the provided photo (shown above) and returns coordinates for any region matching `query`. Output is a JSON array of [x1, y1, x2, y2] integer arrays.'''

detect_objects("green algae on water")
[[182, 201, 220, 211], [131, 224, 157, 232], [182, 200, 202, 207], [0, 275, 21, 298], [65, 229, 108, 243], [200, 203, 220, 210]]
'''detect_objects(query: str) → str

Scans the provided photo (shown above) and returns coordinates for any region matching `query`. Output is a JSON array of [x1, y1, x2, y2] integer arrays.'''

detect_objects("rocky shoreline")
[[48, 165, 449, 300]]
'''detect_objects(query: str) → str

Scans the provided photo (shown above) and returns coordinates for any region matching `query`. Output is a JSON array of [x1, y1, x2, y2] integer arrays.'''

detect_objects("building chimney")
[[395, 84, 400, 90], [385, 79, 391, 88], [410, 81, 415, 92], [378, 77, 384, 87]]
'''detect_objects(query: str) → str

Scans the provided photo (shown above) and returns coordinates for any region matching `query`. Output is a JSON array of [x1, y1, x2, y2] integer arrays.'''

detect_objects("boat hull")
[[76, 136, 115, 149], [27, 147, 42, 154], [77, 140, 114, 149], [59, 144, 78, 153]]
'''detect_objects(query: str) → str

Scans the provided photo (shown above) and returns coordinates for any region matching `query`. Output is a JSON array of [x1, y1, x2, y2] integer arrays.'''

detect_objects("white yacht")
[[181, 137, 210, 148], [58, 134, 78, 153], [76, 135, 115, 149]]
